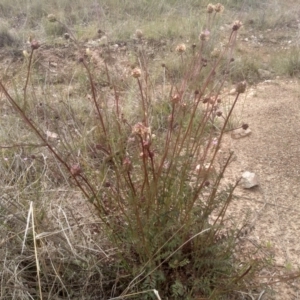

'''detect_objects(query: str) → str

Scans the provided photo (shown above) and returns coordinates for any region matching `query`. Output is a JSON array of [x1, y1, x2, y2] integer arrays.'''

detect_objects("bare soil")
[[223, 79, 300, 299]]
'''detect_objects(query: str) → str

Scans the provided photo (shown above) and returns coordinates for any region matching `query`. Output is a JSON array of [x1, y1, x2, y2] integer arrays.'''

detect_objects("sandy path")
[[223, 79, 300, 299]]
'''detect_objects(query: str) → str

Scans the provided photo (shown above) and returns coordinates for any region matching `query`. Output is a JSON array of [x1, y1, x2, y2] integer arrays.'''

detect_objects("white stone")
[[240, 171, 259, 188], [231, 128, 252, 139]]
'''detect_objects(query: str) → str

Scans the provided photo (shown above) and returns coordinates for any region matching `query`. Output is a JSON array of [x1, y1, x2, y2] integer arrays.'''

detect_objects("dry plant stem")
[[137, 78, 148, 126], [112, 85, 122, 133], [0, 143, 46, 148], [0, 81, 109, 217], [192, 91, 241, 206], [156, 103, 176, 177], [191, 41, 205, 80], [110, 289, 162, 300], [104, 60, 111, 85], [81, 59, 108, 140], [23, 49, 34, 109], [228, 30, 238, 62], [126, 172, 136, 196], [194, 28, 238, 107], [139, 136, 150, 197], [29, 202, 43, 300]]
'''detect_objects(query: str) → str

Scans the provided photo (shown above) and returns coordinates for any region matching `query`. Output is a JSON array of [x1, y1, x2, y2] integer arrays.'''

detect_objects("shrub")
[[0, 4, 285, 300]]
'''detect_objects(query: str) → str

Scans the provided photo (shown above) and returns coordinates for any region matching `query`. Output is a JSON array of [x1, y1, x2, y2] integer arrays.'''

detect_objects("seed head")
[[135, 29, 143, 39], [131, 67, 142, 78], [204, 180, 210, 187], [216, 111, 222, 117], [123, 157, 133, 172], [175, 43, 186, 53], [64, 33, 70, 40], [242, 123, 249, 130], [232, 20, 243, 31], [70, 164, 81, 176], [132, 122, 151, 137], [171, 94, 180, 104], [47, 14, 57, 22], [104, 181, 111, 187], [31, 40, 40, 50], [207, 4, 215, 14], [236, 81, 247, 94], [214, 3, 224, 13], [199, 30, 210, 41]]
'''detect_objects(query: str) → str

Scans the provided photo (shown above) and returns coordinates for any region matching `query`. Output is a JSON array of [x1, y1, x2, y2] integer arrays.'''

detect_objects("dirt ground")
[[222, 79, 300, 299]]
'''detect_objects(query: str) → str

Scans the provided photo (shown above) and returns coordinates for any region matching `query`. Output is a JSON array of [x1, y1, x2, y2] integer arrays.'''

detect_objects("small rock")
[[240, 171, 259, 188], [231, 128, 252, 139], [46, 130, 58, 139], [229, 88, 237, 95], [248, 90, 257, 97]]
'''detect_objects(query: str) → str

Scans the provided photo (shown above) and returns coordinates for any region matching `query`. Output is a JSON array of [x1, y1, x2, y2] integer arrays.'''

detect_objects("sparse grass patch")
[[0, 23, 20, 48], [229, 55, 261, 83], [272, 46, 300, 77]]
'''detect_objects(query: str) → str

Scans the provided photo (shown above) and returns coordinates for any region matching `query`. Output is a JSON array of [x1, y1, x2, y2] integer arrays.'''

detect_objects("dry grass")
[[0, 1, 300, 299]]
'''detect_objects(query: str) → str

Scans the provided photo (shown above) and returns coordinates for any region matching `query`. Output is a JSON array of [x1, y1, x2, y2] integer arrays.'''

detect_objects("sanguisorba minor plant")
[[0, 4, 265, 299]]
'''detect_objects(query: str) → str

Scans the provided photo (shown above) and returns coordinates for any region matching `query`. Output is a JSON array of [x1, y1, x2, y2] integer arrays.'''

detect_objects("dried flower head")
[[131, 67, 142, 78], [132, 122, 151, 137], [207, 4, 215, 14], [199, 30, 210, 41], [204, 180, 210, 187], [64, 33, 70, 40], [171, 94, 180, 104], [123, 157, 133, 172], [47, 14, 57, 22], [175, 43, 186, 53], [242, 123, 249, 130], [232, 20, 243, 31], [70, 164, 81, 176], [236, 81, 247, 94], [214, 3, 224, 13], [135, 29, 143, 39], [31, 40, 40, 50]]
